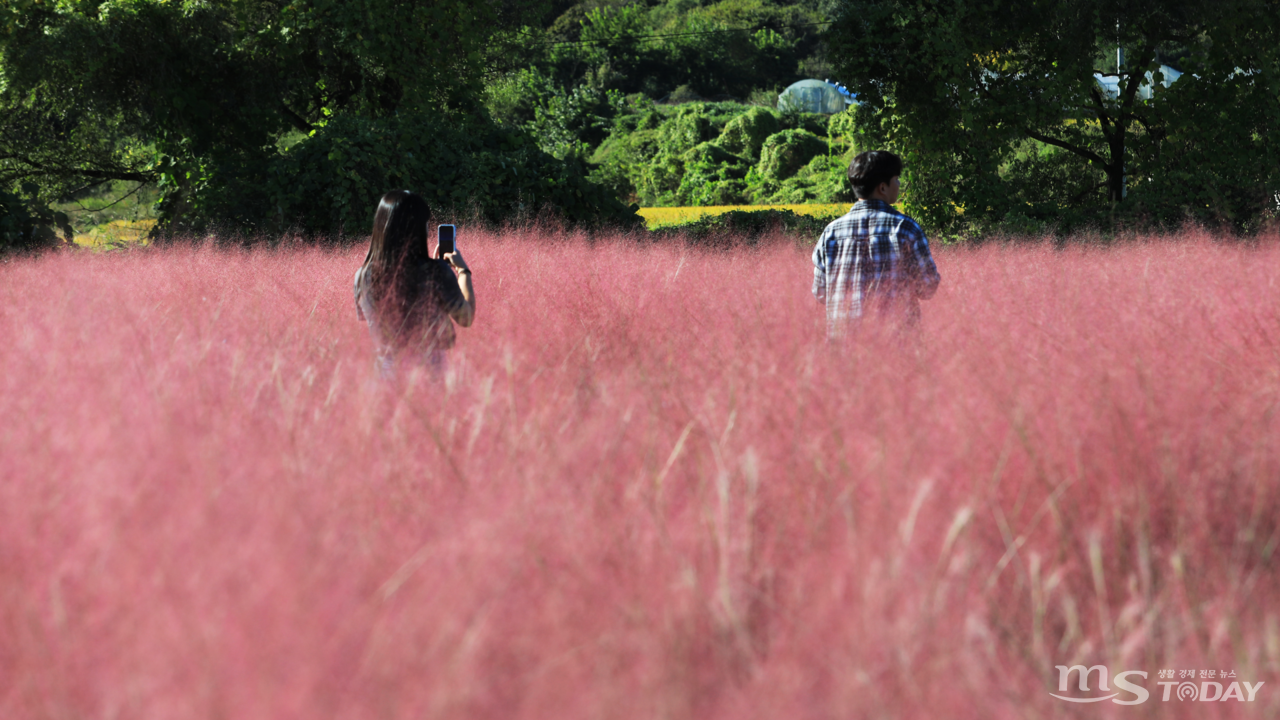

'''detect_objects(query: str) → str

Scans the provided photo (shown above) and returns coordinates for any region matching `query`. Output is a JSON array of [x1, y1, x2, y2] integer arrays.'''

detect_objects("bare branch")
[[2, 151, 155, 184], [1024, 129, 1111, 168], [73, 181, 146, 213], [1088, 85, 1114, 138], [280, 102, 313, 133], [1118, 45, 1155, 114]]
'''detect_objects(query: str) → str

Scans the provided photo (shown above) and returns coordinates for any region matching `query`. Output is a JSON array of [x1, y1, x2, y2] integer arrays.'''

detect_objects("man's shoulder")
[[891, 210, 925, 236], [823, 202, 921, 232], [822, 205, 864, 235], [866, 202, 925, 238]]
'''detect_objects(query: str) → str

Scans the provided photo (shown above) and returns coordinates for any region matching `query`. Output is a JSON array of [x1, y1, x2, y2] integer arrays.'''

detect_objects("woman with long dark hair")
[[353, 190, 475, 377]]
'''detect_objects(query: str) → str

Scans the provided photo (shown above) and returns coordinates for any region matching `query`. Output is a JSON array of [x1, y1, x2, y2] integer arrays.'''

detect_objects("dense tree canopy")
[[6, 0, 1276, 246], [483, 0, 832, 160], [828, 0, 1280, 233], [0, 0, 637, 244]]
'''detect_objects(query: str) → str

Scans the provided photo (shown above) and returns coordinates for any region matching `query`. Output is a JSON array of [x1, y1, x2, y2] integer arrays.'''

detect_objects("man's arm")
[[812, 235, 828, 303], [906, 223, 940, 300]]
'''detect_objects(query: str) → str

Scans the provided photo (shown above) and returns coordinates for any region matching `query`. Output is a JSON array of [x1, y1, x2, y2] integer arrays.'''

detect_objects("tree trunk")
[[1106, 160, 1124, 203], [1106, 112, 1127, 203]]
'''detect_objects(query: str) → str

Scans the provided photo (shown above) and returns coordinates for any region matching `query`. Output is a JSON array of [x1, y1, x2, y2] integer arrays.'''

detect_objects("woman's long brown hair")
[[361, 190, 433, 317]]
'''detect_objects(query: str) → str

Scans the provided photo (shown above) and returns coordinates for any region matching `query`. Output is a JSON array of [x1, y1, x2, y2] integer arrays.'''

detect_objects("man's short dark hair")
[[848, 151, 904, 199]]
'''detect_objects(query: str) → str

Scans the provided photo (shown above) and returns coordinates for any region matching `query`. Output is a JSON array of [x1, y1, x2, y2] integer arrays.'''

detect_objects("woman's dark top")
[[353, 259, 465, 354]]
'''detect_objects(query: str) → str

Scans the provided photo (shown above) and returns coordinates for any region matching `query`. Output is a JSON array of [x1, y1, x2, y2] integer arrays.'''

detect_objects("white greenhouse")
[[777, 79, 855, 114]]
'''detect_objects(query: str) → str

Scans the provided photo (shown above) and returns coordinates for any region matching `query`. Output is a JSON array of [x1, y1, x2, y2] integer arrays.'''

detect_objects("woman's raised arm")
[[443, 250, 475, 327]]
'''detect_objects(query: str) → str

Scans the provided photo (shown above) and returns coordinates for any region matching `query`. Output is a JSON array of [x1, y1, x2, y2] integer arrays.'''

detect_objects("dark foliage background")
[[0, 0, 641, 248], [827, 0, 1280, 237], [2, 0, 1277, 248]]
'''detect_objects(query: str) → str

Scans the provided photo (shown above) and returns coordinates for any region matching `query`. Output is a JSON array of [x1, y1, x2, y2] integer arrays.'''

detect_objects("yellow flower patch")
[[74, 219, 156, 248], [637, 204, 849, 229]]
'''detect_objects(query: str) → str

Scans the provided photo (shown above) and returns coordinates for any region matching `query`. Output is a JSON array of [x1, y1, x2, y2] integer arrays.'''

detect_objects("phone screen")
[[437, 224, 456, 255]]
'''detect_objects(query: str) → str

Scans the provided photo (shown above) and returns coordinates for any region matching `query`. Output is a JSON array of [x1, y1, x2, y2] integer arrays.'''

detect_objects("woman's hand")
[[443, 249, 469, 273]]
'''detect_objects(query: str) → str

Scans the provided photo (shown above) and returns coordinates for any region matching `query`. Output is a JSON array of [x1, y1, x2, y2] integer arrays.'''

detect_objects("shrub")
[[633, 154, 686, 207], [667, 85, 703, 103], [749, 154, 854, 205], [675, 143, 750, 206], [715, 107, 780, 160], [825, 108, 860, 155], [757, 129, 829, 181], [592, 102, 853, 208], [649, 207, 831, 244], [0, 186, 71, 253], [654, 105, 714, 156]]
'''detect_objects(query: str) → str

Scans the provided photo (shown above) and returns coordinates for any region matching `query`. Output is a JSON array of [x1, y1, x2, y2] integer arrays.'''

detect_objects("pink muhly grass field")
[[2, 227, 1279, 719]]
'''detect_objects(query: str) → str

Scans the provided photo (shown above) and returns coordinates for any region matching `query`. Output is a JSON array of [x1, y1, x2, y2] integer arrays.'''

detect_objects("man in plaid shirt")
[[813, 150, 941, 336]]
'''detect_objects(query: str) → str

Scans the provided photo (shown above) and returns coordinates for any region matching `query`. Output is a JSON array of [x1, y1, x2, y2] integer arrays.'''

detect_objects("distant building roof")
[[778, 79, 854, 114], [1094, 65, 1184, 101]]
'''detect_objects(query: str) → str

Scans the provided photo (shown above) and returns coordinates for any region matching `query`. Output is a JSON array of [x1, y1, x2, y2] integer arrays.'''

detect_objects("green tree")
[[0, 0, 636, 238], [827, 0, 1280, 233], [556, 0, 822, 100], [0, 184, 71, 252]]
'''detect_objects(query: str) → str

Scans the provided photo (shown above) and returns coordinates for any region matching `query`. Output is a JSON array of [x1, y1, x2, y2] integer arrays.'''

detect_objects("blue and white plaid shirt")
[[812, 199, 941, 335]]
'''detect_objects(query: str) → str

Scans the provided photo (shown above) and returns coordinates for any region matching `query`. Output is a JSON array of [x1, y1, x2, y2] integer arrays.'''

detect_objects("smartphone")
[[436, 224, 456, 256]]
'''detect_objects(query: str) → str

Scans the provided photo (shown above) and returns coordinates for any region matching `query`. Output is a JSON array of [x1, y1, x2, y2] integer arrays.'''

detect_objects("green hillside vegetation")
[[488, 0, 1280, 236], [0, 0, 646, 250], [481, 0, 858, 208], [487, 0, 832, 116], [2, 0, 846, 249], [5, 0, 1276, 249], [587, 101, 856, 206]]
